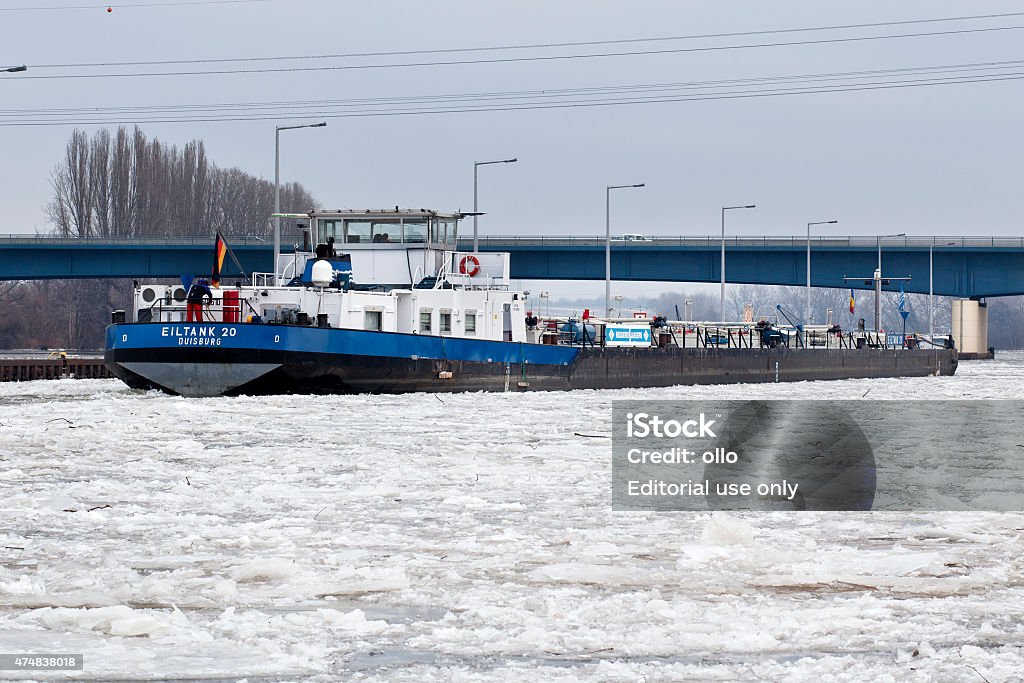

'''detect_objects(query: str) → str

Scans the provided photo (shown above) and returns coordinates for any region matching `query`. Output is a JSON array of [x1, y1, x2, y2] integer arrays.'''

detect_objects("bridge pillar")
[[951, 299, 989, 354]]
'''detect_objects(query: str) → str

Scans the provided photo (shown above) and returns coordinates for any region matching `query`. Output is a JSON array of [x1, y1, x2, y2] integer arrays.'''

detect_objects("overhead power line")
[[0, 65, 1019, 126], [26, 10, 1024, 68], [7, 23, 1024, 80], [2, 58, 1022, 117], [0, 0, 276, 11]]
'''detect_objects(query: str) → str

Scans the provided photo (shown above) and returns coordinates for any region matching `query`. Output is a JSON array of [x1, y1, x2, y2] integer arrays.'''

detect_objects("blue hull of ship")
[[105, 322, 580, 396], [104, 322, 958, 397]]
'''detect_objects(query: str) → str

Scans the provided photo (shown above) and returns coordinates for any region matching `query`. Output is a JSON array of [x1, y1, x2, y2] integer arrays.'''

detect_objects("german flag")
[[211, 232, 228, 288]]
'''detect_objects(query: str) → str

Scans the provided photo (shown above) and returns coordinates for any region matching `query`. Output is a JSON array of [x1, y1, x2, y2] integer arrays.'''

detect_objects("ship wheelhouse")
[[272, 209, 468, 291], [316, 210, 458, 248]]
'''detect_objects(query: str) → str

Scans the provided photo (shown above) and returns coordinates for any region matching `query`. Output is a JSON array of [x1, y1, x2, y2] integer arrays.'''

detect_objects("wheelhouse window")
[[440, 311, 452, 334], [370, 220, 399, 243], [365, 310, 383, 331], [465, 310, 477, 335], [404, 219, 427, 243], [321, 220, 341, 243], [437, 218, 457, 246], [316, 214, 448, 245], [344, 220, 372, 243], [419, 309, 432, 333]]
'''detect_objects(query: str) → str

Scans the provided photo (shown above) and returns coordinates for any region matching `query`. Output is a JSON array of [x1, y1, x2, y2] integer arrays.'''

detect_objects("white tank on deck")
[[311, 260, 333, 287]]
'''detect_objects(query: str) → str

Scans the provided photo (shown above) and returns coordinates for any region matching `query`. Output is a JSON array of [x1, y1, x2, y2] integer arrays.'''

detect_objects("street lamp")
[[275, 122, 326, 285], [606, 183, 645, 317], [877, 232, 905, 272], [806, 220, 838, 324], [473, 158, 517, 253], [874, 232, 906, 332], [930, 239, 957, 341], [720, 204, 756, 321]]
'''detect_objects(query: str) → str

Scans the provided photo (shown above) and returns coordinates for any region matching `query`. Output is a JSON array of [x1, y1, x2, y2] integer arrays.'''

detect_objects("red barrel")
[[223, 290, 240, 323]]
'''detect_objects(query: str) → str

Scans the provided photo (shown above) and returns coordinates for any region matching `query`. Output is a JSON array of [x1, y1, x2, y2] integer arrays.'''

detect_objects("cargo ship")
[[104, 209, 957, 397]]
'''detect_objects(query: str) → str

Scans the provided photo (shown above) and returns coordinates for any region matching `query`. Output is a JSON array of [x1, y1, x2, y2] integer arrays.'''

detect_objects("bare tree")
[[109, 126, 136, 236], [47, 130, 93, 236], [47, 126, 316, 240], [90, 129, 111, 236], [27, 126, 319, 349]]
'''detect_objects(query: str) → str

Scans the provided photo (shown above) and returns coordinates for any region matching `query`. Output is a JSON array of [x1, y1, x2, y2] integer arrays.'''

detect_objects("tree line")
[[0, 127, 316, 350], [47, 126, 314, 238]]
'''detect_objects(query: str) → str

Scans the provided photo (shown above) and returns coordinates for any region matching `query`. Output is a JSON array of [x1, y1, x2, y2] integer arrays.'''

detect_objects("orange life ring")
[[459, 255, 481, 276]]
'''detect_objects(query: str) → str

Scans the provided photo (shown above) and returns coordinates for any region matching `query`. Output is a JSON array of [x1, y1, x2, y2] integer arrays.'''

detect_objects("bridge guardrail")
[[458, 236, 1024, 248], [1, 234, 1021, 248], [0, 234, 283, 246]]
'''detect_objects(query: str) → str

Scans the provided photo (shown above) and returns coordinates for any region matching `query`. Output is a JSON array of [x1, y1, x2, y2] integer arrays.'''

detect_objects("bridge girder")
[[0, 239, 1021, 298]]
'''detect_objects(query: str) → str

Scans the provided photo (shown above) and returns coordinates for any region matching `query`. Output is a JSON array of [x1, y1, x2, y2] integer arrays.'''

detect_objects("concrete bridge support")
[[951, 299, 990, 356]]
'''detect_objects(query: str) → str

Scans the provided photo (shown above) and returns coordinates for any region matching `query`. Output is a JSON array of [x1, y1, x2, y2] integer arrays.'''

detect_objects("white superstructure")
[[132, 209, 529, 343]]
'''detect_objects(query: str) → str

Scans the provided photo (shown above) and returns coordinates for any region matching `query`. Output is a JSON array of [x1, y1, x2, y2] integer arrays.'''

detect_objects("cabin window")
[[419, 309, 432, 333], [370, 220, 399, 243], [403, 219, 427, 243], [365, 310, 382, 331], [344, 220, 372, 243], [321, 220, 341, 243], [465, 310, 477, 335], [440, 311, 452, 334], [437, 219, 456, 245]]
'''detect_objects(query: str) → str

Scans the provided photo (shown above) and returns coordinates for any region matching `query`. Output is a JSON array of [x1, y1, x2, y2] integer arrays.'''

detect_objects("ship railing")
[[686, 325, 896, 350], [253, 256, 300, 287], [439, 251, 511, 290], [138, 296, 261, 324], [535, 315, 901, 350], [582, 322, 893, 350], [445, 273, 509, 290], [431, 261, 447, 289]]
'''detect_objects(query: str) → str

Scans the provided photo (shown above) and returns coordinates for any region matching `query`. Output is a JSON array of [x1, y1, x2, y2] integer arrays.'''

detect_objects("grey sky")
[[3, 0, 1022, 253]]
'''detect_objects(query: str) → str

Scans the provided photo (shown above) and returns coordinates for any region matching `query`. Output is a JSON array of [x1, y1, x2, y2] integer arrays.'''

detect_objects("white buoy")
[[311, 260, 333, 287]]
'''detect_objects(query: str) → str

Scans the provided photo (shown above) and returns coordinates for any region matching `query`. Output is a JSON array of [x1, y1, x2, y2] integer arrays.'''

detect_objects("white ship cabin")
[[132, 209, 531, 343]]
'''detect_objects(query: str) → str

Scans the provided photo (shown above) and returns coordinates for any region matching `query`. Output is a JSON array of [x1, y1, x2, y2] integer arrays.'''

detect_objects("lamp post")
[[930, 239, 957, 341], [874, 232, 906, 332], [605, 183, 645, 317], [806, 220, 838, 324], [720, 204, 756, 321], [473, 158, 517, 253], [275, 122, 326, 285]]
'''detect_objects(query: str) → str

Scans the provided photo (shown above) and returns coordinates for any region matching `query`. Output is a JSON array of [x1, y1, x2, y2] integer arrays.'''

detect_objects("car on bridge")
[[612, 233, 651, 242]]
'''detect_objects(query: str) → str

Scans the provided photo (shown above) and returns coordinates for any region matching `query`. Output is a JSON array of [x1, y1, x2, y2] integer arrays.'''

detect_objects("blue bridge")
[[1, 234, 1022, 298]]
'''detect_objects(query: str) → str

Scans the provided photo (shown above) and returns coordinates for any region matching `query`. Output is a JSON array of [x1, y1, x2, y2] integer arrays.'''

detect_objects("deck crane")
[[774, 304, 806, 347]]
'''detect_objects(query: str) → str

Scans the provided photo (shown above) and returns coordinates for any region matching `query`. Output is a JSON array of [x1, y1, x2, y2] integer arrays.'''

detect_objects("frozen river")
[[1, 356, 1023, 682]]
